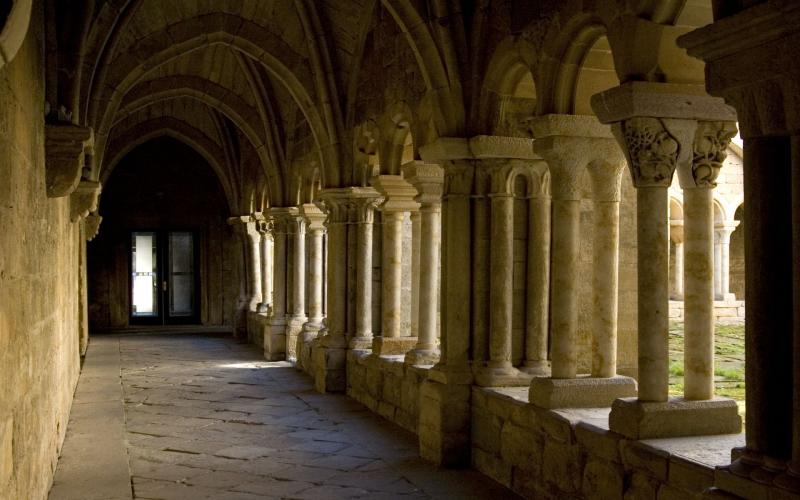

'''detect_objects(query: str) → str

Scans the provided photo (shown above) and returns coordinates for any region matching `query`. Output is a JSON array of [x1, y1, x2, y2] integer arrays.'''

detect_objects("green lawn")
[[668, 322, 746, 420]]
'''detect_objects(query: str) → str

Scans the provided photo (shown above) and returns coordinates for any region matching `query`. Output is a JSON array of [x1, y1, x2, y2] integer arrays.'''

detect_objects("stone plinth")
[[263, 317, 286, 361], [311, 338, 347, 393], [418, 377, 472, 467], [609, 397, 742, 440], [475, 368, 533, 388], [372, 337, 417, 356], [529, 375, 638, 409]]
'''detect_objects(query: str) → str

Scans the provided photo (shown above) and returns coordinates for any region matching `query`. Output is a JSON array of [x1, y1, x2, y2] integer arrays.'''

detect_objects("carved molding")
[[692, 121, 737, 188], [617, 117, 679, 188], [45, 124, 93, 198], [70, 180, 101, 222], [84, 214, 102, 241]]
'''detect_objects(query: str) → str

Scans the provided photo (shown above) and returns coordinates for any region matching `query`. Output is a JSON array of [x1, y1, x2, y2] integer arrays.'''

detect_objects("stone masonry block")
[[620, 440, 670, 482], [582, 458, 625, 500], [575, 422, 623, 463], [542, 437, 584, 494]]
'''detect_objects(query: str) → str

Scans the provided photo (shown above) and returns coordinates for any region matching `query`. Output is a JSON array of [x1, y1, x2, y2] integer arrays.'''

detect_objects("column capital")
[[301, 203, 327, 232], [370, 174, 420, 213], [85, 214, 102, 241], [45, 123, 94, 198], [402, 160, 444, 205], [227, 215, 260, 236], [70, 180, 102, 222], [680, 121, 738, 189], [316, 186, 381, 224]]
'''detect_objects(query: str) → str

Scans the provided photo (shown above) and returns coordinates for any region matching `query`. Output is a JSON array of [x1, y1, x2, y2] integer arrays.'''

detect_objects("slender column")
[[370, 175, 419, 355], [269, 214, 288, 322], [410, 211, 421, 339], [716, 224, 738, 299], [683, 187, 715, 399], [302, 204, 326, 327], [488, 191, 515, 373], [522, 192, 550, 374], [289, 215, 306, 319], [714, 230, 724, 299], [316, 197, 349, 347], [350, 194, 381, 349], [404, 162, 444, 365], [548, 170, 582, 380], [257, 220, 274, 314], [381, 211, 404, 338], [670, 221, 685, 300], [589, 162, 625, 378], [228, 216, 263, 311], [616, 117, 680, 403]]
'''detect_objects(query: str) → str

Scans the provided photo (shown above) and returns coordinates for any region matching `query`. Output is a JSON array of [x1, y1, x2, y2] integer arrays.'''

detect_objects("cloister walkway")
[[48, 334, 516, 500]]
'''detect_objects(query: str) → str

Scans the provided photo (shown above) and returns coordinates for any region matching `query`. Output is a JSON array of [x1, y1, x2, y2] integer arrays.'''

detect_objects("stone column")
[[410, 210, 421, 340], [256, 218, 274, 314], [302, 204, 326, 330], [522, 181, 551, 375], [349, 192, 382, 350], [311, 190, 352, 393], [594, 83, 740, 438], [264, 210, 289, 360], [475, 160, 531, 386], [403, 161, 444, 366], [370, 175, 419, 356], [715, 223, 738, 300], [589, 161, 626, 379], [713, 230, 724, 299], [230, 216, 262, 311], [282, 210, 307, 361], [670, 221, 685, 300]]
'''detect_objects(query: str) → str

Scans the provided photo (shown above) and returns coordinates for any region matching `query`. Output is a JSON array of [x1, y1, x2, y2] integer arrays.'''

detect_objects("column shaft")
[[550, 198, 581, 379], [292, 221, 305, 317], [258, 230, 273, 312], [271, 228, 287, 318], [637, 187, 670, 402], [247, 228, 263, 310], [524, 196, 550, 372], [417, 205, 440, 352], [674, 242, 685, 299], [411, 211, 421, 338], [382, 211, 404, 338], [440, 190, 472, 368], [488, 194, 514, 370], [307, 229, 324, 324], [714, 236, 723, 299], [683, 187, 715, 400], [592, 200, 620, 378], [326, 220, 347, 342], [354, 218, 374, 340]]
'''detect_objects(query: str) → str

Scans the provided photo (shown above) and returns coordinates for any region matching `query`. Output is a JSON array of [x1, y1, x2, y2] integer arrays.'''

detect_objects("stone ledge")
[[529, 375, 638, 409], [371, 336, 417, 356], [609, 397, 742, 440]]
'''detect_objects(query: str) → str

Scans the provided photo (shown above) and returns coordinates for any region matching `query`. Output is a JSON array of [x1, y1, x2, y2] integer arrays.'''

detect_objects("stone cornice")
[[45, 123, 94, 198], [591, 82, 736, 124]]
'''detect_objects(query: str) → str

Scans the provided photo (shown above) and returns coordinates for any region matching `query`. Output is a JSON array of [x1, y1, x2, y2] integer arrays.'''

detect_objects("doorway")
[[130, 230, 199, 325]]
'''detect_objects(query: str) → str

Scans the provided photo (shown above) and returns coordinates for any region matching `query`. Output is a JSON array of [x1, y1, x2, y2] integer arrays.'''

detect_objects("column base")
[[348, 336, 373, 351], [404, 348, 440, 366], [519, 359, 551, 376], [311, 338, 347, 393], [256, 302, 271, 314], [474, 365, 533, 387], [285, 315, 307, 362], [372, 336, 417, 356], [418, 369, 473, 467], [609, 396, 742, 439], [264, 318, 286, 361], [529, 375, 637, 409], [714, 461, 800, 499]]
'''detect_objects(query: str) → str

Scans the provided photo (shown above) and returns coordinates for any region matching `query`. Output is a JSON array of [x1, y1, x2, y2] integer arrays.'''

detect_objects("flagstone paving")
[[49, 334, 517, 500]]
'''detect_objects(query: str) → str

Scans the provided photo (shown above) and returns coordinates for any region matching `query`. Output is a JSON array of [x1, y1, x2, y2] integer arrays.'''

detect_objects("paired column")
[[528, 115, 636, 408], [370, 175, 419, 356], [593, 84, 740, 438], [714, 223, 738, 300], [349, 191, 382, 350], [403, 162, 444, 365]]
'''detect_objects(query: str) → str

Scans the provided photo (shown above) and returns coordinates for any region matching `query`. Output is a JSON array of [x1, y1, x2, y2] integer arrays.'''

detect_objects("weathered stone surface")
[[610, 397, 742, 440], [542, 438, 585, 493], [530, 375, 637, 409], [582, 458, 624, 500]]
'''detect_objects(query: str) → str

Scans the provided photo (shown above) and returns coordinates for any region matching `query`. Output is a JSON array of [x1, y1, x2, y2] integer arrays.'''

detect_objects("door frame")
[[128, 229, 200, 326]]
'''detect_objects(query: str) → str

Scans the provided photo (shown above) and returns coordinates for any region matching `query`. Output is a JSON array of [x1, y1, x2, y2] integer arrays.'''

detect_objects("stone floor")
[[49, 333, 517, 500]]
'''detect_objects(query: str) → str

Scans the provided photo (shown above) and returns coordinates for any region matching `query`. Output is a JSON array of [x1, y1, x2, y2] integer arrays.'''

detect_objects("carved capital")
[[442, 160, 475, 196], [84, 214, 102, 241], [614, 117, 679, 188], [227, 215, 260, 238], [316, 187, 381, 225], [70, 180, 101, 222], [45, 124, 93, 198], [690, 121, 738, 188], [301, 203, 327, 232], [370, 175, 419, 213]]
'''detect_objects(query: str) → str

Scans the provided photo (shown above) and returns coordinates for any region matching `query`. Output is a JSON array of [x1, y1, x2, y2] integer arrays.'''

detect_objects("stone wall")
[[345, 352, 428, 434], [0, 5, 82, 499], [471, 388, 733, 500]]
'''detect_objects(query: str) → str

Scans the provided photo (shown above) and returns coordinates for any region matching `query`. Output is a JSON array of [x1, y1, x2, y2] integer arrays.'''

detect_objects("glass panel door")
[[168, 231, 195, 319], [131, 232, 158, 318]]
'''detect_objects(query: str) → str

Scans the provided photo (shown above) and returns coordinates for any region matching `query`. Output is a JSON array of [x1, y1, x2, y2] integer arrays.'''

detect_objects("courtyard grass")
[[668, 322, 746, 421]]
